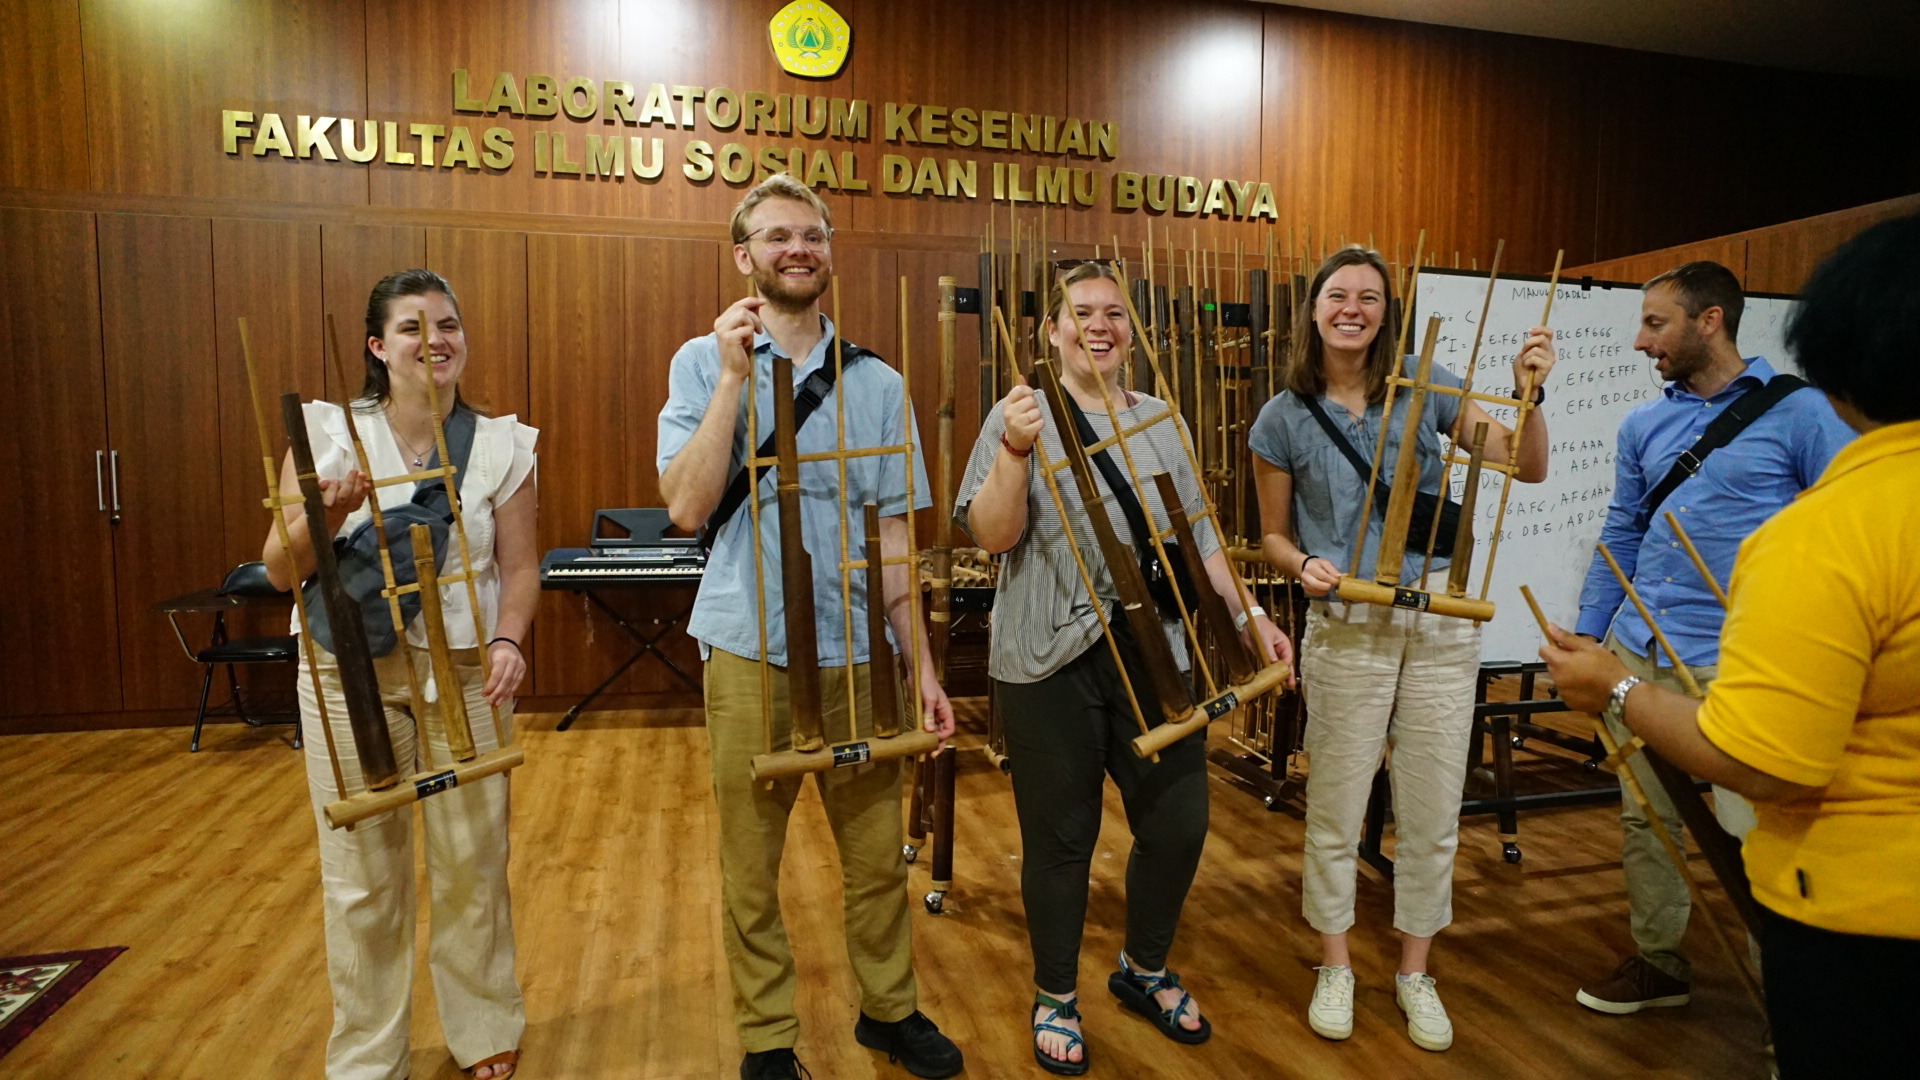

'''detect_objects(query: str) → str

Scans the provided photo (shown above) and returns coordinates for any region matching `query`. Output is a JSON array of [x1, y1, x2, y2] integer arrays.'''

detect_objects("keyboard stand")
[[557, 587, 701, 730]]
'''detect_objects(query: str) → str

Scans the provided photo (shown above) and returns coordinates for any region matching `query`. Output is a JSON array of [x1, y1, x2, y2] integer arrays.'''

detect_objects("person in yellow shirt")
[[1540, 212, 1920, 1080]]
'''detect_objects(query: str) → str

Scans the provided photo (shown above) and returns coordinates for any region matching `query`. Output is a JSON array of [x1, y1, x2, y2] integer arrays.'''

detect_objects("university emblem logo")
[[769, 1, 850, 79]]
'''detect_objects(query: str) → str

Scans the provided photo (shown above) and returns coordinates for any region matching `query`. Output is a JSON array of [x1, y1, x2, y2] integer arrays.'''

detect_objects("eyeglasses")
[[741, 226, 833, 252]]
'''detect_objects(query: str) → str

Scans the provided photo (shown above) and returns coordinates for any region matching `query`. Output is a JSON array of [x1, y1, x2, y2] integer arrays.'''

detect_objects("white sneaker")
[[1308, 965, 1354, 1040], [1395, 973, 1453, 1052]]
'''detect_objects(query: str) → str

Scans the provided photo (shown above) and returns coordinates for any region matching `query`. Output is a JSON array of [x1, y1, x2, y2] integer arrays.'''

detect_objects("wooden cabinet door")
[[98, 214, 228, 712], [0, 208, 120, 717]]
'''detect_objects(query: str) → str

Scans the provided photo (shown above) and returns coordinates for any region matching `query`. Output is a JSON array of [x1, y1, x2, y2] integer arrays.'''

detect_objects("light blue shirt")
[[657, 315, 931, 666], [1575, 356, 1853, 665], [1247, 354, 1465, 585]]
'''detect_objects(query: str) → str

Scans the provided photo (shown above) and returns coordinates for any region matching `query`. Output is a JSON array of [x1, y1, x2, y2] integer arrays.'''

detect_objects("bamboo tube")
[[1665, 511, 1728, 608], [1445, 422, 1490, 597], [1366, 317, 1442, 585], [1479, 250, 1562, 601], [863, 503, 901, 738], [771, 347, 824, 753], [325, 746, 525, 829], [238, 318, 350, 817], [832, 282, 859, 742], [322, 315, 436, 768], [1597, 543, 1704, 697], [410, 523, 476, 762], [1519, 584, 1764, 1011], [412, 308, 503, 748], [744, 304, 775, 754]]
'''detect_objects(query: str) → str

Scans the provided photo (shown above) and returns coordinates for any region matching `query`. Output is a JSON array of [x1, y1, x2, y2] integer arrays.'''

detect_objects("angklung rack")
[[742, 277, 942, 782], [239, 309, 523, 832]]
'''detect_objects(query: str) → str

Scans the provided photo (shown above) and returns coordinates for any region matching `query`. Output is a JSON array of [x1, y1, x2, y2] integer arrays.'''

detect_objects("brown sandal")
[[468, 1050, 517, 1079]]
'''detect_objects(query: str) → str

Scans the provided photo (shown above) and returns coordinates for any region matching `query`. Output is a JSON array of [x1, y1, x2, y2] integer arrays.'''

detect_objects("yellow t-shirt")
[[1697, 419, 1920, 939]]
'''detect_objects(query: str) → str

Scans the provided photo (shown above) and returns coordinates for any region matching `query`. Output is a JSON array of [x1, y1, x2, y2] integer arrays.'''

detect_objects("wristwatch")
[[1607, 675, 1643, 718]]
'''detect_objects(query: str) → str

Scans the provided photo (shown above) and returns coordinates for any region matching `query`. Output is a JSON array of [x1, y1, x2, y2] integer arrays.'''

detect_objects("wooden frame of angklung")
[[743, 276, 942, 782], [238, 310, 523, 832], [1332, 240, 1566, 623], [985, 257, 1294, 764]]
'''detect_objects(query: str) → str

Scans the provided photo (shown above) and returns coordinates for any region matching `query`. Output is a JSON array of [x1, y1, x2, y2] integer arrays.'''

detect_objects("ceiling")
[[1257, 0, 1920, 80]]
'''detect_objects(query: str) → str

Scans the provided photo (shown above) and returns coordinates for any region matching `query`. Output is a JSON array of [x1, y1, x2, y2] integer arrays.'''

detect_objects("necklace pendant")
[[413, 456, 424, 468]]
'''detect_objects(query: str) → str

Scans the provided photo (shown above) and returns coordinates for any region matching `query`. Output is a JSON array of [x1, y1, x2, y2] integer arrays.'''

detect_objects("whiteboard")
[[1410, 268, 1800, 663]]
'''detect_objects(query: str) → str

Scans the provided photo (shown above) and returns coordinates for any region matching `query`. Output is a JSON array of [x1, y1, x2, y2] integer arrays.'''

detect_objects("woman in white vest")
[[263, 269, 537, 1080]]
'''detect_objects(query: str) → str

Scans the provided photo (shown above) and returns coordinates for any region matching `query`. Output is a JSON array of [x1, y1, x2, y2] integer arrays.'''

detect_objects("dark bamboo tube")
[[1152, 471, 1256, 683], [409, 523, 476, 763], [771, 352, 824, 753], [282, 392, 399, 790], [862, 503, 901, 739]]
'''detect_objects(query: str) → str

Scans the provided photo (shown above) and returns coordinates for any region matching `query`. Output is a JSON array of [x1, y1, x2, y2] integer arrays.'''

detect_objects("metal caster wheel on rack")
[[923, 890, 947, 915], [904, 844, 918, 863], [1502, 843, 1523, 864], [1582, 758, 1601, 773], [1510, 735, 1527, 750]]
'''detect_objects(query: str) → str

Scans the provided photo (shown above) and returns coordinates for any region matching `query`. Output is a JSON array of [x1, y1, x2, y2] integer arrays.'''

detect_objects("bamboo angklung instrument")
[[237, 318, 352, 826], [1416, 240, 1505, 593], [319, 307, 523, 829], [1479, 250, 1564, 601], [1104, 283, 1295, 759], [747, 278, 939, 781], [1522, 581, 1766, 1010], [281, 390, 400, 791]]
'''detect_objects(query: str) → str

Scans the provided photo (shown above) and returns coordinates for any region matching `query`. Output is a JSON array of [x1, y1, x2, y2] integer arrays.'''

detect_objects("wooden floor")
[[0, 701, 1766, 1079]]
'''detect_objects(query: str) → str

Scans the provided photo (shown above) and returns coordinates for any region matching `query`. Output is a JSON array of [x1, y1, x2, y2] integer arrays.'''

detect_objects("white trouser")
[[299, 644, 524, 1080], [1300, 601, 1481, 939]]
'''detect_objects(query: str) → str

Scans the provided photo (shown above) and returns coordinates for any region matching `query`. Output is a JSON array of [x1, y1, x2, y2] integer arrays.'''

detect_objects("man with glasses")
[[657, 173, 963, 1080]]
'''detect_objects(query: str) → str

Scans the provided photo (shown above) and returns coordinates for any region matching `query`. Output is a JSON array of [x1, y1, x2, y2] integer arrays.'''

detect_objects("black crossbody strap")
[[700, 339, 868, 552], [1061, 390, 1156, 557], [1302, 395, 1392, 517], [1637, 374, 1808, 530]]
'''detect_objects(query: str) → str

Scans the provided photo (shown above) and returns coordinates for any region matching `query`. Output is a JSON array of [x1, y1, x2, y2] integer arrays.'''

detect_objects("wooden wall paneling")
[[319, 224, 427, 401], [212, 219, 326, 564], [828, 244, 900, 362], [78, 0, 367, 203], [0, 0, 89, 191], [1564, 236, 1749, 290], [844, 0, 1068, 240], [0, 208, 120, 716], [1259, 7, 1597, 277], [425, 228, 530, 418], [1744, 193, 1920, 294], [527, 232, 632, 699], [1061, 0, 1264, 250], [96, 213, 228, 711]]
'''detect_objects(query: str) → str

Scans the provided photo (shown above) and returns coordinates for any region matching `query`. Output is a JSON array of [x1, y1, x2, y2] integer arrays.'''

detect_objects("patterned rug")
[[0, 948, 126, 1059]]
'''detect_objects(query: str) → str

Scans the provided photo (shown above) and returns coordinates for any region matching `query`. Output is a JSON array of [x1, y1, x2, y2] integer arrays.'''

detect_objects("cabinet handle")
[[95, 450, 106, 511], [110, 449, 122, 516]]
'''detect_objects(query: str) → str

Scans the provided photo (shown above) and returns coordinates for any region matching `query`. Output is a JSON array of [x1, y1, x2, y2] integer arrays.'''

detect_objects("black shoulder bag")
[[305, 406, 477, 658], [700, 339, 873, 553], [1060, 391, 1204, 620], [1632, 374, 1808, 531], [1302, 394, 1461, 561]]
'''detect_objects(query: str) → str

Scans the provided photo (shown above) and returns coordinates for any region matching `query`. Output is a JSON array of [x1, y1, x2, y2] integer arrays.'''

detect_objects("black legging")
[[1762, 905, 1920, 1078], [996, 623, 1209, 995]]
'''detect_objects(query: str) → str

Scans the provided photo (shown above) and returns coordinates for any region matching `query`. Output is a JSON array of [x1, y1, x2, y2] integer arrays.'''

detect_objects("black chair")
[[156, 562, 302, 752]]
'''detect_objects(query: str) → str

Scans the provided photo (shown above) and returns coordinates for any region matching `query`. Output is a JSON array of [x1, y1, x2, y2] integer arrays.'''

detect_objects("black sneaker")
[[740, 1047, 811, 1080], [854, 1010, 964, 1078]]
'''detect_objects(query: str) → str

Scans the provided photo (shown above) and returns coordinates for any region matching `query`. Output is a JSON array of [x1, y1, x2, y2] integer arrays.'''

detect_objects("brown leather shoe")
[[1575, 956, 1691, 1015]]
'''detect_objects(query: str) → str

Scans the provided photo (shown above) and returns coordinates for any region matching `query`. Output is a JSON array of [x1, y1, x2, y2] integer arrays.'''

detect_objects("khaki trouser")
[[1300, 601, 1482, 938], [704, 649, 918, 1053], [300, 644, 524, 1080], [1602, 634, 1757, 982]]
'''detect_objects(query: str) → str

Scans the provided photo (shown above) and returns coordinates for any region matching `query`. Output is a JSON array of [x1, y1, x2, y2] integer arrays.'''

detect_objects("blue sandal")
[[1032, 992, 1089, 1075], [1108, 952, 1211, 1045]]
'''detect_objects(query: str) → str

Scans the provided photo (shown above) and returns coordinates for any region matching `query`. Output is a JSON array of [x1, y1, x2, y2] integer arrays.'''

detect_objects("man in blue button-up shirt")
[[1571, 262, 1853, 1017], [655, 175, 962, 1080]]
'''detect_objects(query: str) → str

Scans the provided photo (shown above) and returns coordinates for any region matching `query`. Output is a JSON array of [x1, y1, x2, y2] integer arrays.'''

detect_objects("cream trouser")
[[703, 648, 918, 1053], [1602, 633, 1757, 982], [300, 644, 525, 1080], [1300, 601, 1482, 938]]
